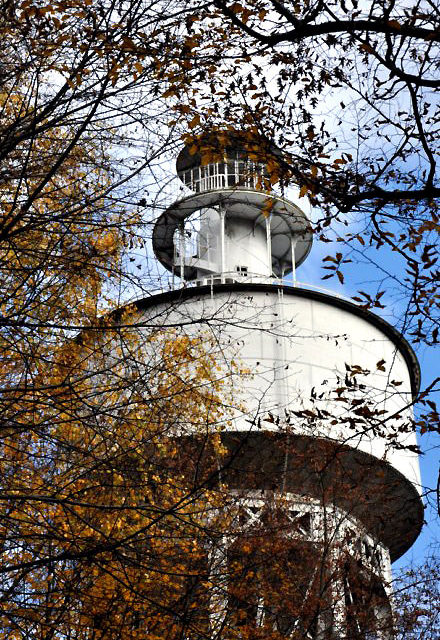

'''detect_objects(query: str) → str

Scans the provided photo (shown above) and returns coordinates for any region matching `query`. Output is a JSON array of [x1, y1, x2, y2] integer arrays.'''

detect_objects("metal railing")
[[178, 160, 271, 193], [154, 272, 353, 302]]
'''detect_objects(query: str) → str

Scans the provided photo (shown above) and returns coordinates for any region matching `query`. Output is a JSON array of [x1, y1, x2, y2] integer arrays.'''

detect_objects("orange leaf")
[[188, 114, 200, 129]]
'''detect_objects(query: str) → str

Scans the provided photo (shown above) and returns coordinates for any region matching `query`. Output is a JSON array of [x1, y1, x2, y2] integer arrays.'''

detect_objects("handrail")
[[137, 273, 353, 303]]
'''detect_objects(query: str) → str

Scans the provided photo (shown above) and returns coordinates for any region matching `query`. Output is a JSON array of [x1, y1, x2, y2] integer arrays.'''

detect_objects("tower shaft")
[[143, 131, 423, 638]]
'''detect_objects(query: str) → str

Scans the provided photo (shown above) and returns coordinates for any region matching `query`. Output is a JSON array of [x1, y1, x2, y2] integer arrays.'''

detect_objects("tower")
[[138, 131, 423, 638]]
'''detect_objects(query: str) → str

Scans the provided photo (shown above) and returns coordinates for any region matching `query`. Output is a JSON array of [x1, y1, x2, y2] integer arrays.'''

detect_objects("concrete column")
[[266, 216, 272, 278], [291, 235, 298, 285], [179, 223, 185, 280], [219, 206, 226, 283]]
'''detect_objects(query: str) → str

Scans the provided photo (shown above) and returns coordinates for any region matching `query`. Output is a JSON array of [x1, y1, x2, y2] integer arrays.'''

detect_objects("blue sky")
[[296, 203, 439, 571]]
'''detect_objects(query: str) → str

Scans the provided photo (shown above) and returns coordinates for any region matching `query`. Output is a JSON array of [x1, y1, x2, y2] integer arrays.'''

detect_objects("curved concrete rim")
[[216, 431, 424, 562]]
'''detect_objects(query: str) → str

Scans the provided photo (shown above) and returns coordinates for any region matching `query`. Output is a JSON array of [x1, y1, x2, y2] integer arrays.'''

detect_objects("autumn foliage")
[[0, 1, 438, 638], [0, 323, 235, 638]]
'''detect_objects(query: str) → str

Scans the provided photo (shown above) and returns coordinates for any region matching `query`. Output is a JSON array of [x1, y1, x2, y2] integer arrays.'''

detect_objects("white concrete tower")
[[142, 131, 423, 639]]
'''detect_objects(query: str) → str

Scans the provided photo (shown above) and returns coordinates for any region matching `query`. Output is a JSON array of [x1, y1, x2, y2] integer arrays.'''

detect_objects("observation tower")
[[140, 131, 423, 638]]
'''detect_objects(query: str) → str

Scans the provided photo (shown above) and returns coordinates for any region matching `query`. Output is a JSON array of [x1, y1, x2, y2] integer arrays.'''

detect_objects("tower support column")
[[291, 235, 297, 285], [266, 215, 272, 278], [178, 223, 185, 280], [219, 206, 226, 283]]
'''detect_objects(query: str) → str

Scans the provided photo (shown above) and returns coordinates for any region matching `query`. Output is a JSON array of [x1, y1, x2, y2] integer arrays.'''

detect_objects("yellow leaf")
[[261, 198, 274, 218]]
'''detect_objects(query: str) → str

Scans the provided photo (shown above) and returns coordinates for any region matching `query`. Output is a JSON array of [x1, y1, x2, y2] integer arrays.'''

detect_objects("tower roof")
[[176, 129, 285, 176]]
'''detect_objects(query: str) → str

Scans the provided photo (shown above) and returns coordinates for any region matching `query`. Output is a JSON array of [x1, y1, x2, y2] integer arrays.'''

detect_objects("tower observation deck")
[[153, 130, 313, 284], [141, 130, 423, 638]]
